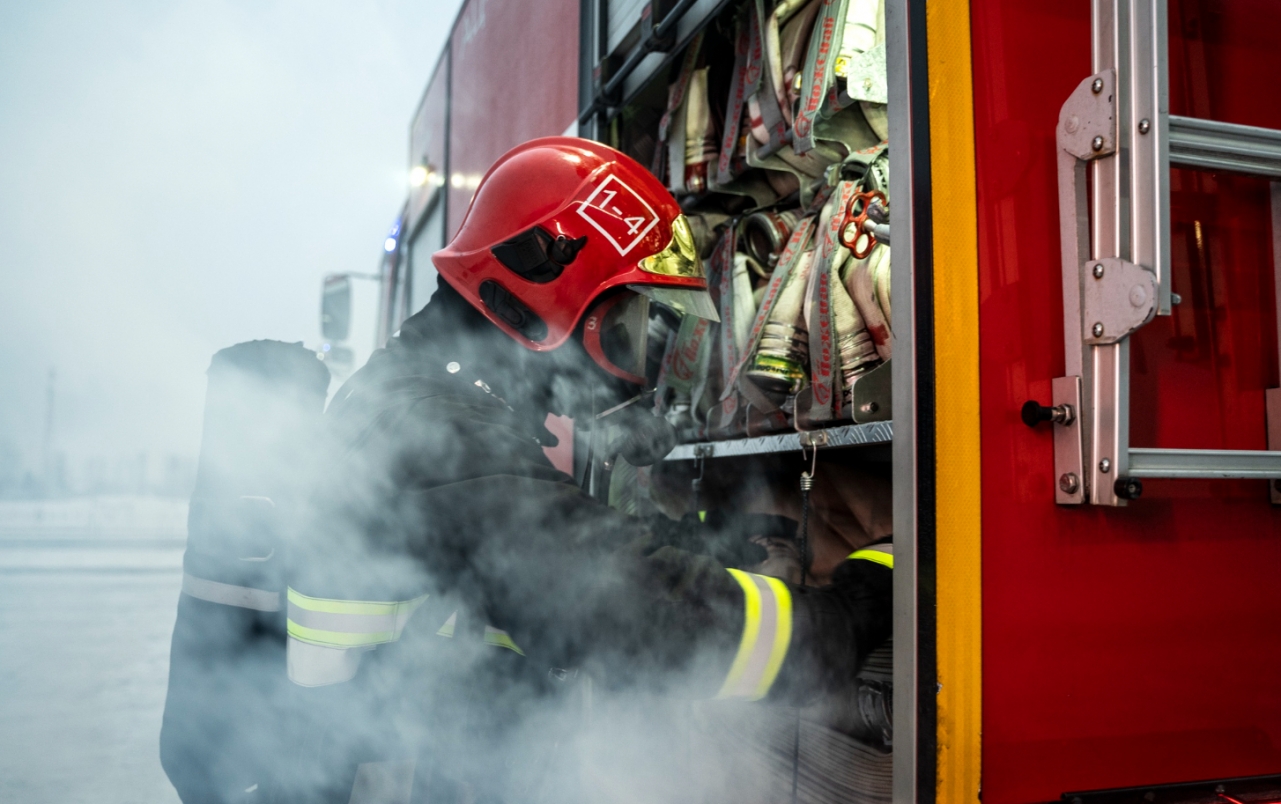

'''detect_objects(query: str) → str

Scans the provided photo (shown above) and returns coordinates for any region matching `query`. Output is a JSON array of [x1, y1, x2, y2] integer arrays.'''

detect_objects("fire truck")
[[320, 0, 1281, 801]]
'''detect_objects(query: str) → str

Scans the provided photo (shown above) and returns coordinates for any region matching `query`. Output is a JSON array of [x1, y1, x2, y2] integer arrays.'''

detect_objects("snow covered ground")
[[0, 496, 185, 803]]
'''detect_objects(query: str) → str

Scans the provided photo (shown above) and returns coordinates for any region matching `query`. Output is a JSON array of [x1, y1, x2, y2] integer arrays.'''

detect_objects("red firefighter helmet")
[[432, 137, 717, 384]]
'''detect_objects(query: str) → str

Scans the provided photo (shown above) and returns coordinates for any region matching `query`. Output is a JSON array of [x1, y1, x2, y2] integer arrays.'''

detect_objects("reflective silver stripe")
[[286, 605, 415, 636], [287, 637, 368, 687], [348, 760, 415, 804], [716, 569, 793, 701], [182, 572, 280, 612], [285, 588, 427, 648]]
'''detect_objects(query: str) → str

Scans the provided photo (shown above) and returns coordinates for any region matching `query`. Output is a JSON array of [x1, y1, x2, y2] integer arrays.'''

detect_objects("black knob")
[[1022, 400, 1054, 427], [1022, 400, 1075, 428], [1114, 477, 1143, 500]]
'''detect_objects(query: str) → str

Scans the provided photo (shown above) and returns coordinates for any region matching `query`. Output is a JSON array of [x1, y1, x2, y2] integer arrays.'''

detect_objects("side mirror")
[[321, 275, 352, 341]]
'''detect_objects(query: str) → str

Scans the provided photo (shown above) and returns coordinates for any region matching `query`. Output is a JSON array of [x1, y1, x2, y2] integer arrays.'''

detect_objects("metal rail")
[[663, 421, 893, 460], [578, 0, 702, 125], [1128, 447, 1281, 479], [579, 0, 735, 125], [1169, 115, 1281, 180]]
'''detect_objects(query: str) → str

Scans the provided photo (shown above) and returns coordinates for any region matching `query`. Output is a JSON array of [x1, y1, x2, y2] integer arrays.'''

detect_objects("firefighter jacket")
[[279, 284, 893, 802]]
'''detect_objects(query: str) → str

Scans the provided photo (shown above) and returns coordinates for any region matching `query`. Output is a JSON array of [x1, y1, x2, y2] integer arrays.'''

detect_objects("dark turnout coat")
[[278, 286, 893, 803]]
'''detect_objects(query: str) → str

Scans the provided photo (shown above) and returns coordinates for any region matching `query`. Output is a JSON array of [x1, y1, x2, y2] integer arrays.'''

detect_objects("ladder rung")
[[1169, 115, 1281, 180], [1128, 447, 1281, 479]]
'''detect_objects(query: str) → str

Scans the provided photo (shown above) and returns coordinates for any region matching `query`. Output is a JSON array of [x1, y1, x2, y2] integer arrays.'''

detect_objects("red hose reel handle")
[[838, 189, 888, 259]]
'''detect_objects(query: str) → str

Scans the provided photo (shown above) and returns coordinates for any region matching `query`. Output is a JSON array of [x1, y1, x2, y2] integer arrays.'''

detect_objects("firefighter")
[[280, 137, 893, 803]]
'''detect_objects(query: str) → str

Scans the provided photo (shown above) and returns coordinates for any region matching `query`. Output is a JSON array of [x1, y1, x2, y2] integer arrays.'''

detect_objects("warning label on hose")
[[576, 175, 660, 255]]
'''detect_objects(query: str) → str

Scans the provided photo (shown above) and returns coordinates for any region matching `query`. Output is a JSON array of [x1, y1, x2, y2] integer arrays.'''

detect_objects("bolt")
[[1059, 472, 1080, 494], [1093, 263, 1105, 278], [1138, 118, 1151, 134], [860, 401, 879, 414], [1091, 77, 1104, 94], [446, 361, 461, 374], [1171, 292, 1182, 305], [1092, 322, 1104, 337], [1092, 135, 1105, 151], [1216, 785, 1226, 794], [1055, 404, 1076, 426], [1099, 457, 1112, 474]]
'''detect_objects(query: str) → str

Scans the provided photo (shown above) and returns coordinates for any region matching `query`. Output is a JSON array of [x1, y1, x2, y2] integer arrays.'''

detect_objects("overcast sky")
[[0, 0, 463, 485]]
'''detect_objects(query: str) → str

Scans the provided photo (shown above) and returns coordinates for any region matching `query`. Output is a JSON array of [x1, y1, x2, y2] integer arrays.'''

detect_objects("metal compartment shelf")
[[663, 421, 894, 461]]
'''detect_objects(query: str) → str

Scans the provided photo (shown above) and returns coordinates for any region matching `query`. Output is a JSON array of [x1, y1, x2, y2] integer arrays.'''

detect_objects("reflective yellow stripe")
[[285, 587, 427, 648], [848, 549, 894, 569], [286, 621, 397, 648], [436, 612, 457, 637], [287, 587, 412, 616], [716, 569, 793, 701], [435, 613, 523, 655], [483, 626, 525, 656]]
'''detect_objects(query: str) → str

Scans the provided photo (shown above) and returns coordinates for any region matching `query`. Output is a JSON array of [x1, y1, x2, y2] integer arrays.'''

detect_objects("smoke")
[[161, 280, 894, 804], [0, 0, 462, 490]]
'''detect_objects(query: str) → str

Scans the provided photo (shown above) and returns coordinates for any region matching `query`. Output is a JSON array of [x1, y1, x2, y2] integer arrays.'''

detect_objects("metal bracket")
[[799, 430, 830, 449], [1053, 376, 1086, 504], [1058, 70, 1117, 161], [1081, 257, 1158, 345], [852, 359, 893, 423]]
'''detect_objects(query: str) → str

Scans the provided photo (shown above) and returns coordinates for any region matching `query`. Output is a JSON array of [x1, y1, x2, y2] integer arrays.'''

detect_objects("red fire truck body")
[[349, 1, 1281, 801], [973, 3, 1281, 801]]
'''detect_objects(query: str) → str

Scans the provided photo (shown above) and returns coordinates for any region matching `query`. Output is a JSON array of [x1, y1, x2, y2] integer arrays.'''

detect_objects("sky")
[[0, 0, 464, 490]]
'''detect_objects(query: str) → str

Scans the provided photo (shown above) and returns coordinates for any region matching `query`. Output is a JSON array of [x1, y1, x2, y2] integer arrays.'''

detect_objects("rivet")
[[1138, 118, 1151, 134], [1099, 457, 1112, 474], [1092, 322, 1104, 337], [1091, 77, 1104, 94], [1059, 473, 1080, 494], [446, 361, 461, 374], [1091, 135, 1105, 151], [1093, 263, 1105, 278]]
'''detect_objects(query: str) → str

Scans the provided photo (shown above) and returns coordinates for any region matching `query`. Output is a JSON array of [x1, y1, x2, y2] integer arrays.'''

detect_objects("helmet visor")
[[584, 292, 650, 384], [638, 215, 703, 279], [627, 285, 720, 322]]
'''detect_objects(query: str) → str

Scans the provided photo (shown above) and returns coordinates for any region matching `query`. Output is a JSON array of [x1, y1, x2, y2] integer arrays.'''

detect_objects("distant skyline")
[[0, 0, 464, 492]]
